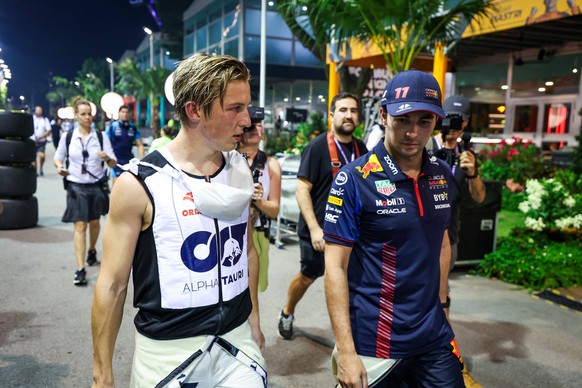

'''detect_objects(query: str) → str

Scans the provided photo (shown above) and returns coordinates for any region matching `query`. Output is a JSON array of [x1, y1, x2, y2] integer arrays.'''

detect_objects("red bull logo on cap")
[[355, 154, 383, 179]]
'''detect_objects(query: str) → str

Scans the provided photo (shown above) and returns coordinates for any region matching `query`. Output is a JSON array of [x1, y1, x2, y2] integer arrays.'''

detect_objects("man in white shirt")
[[31, 106, 52, 176]]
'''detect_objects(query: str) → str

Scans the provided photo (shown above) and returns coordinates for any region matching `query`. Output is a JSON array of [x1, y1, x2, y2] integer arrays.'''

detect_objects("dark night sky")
[[0, 0, 156, 108]]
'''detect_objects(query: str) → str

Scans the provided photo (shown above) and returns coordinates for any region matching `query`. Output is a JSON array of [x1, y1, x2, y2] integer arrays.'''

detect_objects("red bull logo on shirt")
[[356, 154, 383, 179]]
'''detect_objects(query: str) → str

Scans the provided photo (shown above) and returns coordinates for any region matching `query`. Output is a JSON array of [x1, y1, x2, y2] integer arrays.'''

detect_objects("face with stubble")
[[331, 97, 359, 137]]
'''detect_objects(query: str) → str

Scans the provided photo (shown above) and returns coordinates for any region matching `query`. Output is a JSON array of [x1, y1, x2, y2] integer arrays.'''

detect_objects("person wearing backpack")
[[237, 106, 282, 293], [53, 100, 116, 286]]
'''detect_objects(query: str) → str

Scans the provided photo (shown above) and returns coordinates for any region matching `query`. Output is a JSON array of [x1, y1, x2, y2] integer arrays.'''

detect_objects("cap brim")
[[386, 102, 445, 118], [445, 111, 469, 120]]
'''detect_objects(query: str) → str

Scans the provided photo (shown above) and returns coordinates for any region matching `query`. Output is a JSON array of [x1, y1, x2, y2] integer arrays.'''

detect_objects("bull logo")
[[355, 154, 384, 179], [181, 223, 246, 272], [222, 238, 242, 267]]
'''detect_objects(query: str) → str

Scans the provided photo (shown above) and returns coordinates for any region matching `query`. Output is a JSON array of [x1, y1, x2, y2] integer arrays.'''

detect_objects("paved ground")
[[1, 146, 581, 387]]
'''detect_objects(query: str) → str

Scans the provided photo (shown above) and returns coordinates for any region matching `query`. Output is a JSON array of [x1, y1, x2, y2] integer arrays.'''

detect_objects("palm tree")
[[288, 0, 495, 75], [116, 58, 170, 137], [276, 0, 373, 96]]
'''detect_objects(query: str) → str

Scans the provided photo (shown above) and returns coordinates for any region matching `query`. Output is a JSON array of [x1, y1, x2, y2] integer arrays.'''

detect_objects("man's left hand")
[[459, 151, 477, 176]]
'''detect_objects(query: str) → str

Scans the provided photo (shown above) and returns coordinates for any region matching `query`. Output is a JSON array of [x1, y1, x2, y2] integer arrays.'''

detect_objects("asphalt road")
[[1, 145, 581, 387]]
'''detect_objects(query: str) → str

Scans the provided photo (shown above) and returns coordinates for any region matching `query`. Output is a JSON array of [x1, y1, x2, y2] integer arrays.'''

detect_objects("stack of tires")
[[0, 111, 38, 230]]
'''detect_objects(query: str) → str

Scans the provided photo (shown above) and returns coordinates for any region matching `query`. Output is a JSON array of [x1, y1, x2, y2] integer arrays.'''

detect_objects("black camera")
[[432, 114, 473, 169], [243, 106, 265, 132]]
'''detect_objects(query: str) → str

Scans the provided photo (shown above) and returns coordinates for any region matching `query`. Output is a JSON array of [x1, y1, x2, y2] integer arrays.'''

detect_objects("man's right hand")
[[337, 351, 368, 388], [310, 226, 325, 252]]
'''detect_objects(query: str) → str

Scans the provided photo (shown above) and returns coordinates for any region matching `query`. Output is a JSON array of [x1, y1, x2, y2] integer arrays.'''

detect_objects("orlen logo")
[[180, 223, 246, 272], [334, 171, 348, 186], [182, 208, 201, 217], [375, 198, 405, 207], [183, 192, 194, 202]]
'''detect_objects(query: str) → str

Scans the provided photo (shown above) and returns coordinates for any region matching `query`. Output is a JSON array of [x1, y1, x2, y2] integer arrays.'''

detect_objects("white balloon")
[[100, 92, 125, 116], [89, 101, 98, 116], [164, 72, 175, 105], [60, 106, 75, 120]]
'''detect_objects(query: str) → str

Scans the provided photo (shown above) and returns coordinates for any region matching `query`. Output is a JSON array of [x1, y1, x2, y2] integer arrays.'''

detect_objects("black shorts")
[[35, 142, 46, 153], [299, 238, 325, 280], [62, 182, 109, 223], [376, 341, 464, 387]]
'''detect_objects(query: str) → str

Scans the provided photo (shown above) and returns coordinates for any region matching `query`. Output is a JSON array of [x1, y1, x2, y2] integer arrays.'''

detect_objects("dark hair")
[[118, 105, 131, 112], [161, 125, 174, 137], [330, 92, 359, 113]]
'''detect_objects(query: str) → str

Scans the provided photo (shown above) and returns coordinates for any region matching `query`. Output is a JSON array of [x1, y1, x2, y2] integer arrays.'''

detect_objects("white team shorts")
[[131, 322, 267, 387]]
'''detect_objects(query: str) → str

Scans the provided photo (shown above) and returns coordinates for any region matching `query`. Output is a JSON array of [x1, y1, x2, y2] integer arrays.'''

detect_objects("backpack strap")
[[327, 131, 342, 178], [65, 130, 104, 169], [327, 131, 361, 177]]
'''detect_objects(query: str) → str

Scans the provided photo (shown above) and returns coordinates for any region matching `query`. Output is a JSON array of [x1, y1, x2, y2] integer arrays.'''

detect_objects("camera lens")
[[243, 123, 256, 132]]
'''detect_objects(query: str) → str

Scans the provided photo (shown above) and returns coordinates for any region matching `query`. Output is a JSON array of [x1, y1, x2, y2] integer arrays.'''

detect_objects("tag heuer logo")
[[375, 180, 396, 196]]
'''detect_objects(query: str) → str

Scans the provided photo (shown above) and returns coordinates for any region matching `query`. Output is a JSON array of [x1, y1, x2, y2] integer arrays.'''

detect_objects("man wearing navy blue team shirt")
[[323, 70, 464, 387], [105, 105, 145, 184]]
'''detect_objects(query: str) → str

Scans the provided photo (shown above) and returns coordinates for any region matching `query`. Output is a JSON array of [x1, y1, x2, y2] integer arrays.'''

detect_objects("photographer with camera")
[[238, 107, 282, 293], [430, 95, 486, 311], [429, 95, 487, 388]]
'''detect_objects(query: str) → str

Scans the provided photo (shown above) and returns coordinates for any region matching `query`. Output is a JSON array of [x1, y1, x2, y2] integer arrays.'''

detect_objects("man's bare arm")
[[246, 219, 265, 351], [253, 156, 281, 219], [296, 177, 324, 251], [91, 173, 149, 387], [459, 151, 486, 203], [439, 230, 452, 319]]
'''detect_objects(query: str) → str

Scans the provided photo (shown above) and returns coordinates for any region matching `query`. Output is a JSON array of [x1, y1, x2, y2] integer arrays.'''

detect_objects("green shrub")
[[501, 188, 525, 212], [478, 137, 549, 185], [476, 229, 582, 291]]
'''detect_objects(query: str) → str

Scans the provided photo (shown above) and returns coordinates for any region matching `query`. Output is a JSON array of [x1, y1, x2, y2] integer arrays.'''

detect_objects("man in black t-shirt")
[[278, 92, 368, 340]]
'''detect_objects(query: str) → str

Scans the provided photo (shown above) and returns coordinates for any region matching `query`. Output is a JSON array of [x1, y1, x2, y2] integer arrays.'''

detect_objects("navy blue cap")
[[381, 69, 445, 118]]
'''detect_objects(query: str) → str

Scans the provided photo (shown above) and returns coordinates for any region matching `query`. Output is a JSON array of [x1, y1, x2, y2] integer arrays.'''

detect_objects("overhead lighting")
[[545, 81, 554, 86], [501, 85, 508, 90], [143, 27, 153, 35], [268, 1, 274, 6], [573, 68, 579, 73], [106, 57, 113, 64], [283, 97, 289, 102], [295, 97, 301, 101], [538, 87, 546, 92]]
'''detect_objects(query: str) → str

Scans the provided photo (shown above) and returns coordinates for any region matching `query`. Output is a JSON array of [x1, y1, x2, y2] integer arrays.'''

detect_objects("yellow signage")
[[464, 0, 581, 37]]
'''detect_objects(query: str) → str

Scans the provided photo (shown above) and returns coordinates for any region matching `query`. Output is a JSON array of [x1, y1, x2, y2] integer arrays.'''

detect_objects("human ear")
[[185, 101, 201, 121]]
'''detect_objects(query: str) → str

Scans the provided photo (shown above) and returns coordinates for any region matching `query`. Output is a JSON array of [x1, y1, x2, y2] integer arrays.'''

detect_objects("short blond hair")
[[173, 53, 250, 123]]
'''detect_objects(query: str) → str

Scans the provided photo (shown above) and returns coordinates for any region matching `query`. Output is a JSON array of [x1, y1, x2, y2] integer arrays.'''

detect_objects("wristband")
[[442, 296, 451, 308]]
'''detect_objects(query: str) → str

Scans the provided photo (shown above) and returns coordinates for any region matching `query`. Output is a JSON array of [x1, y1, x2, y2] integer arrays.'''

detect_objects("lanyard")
[[334, 137, 355, 164], [436, 140, 458, 176]]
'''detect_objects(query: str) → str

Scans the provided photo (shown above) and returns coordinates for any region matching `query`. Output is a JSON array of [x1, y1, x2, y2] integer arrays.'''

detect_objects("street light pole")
[[106, 57, 114, 92], [143, 27, 154, 69]]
